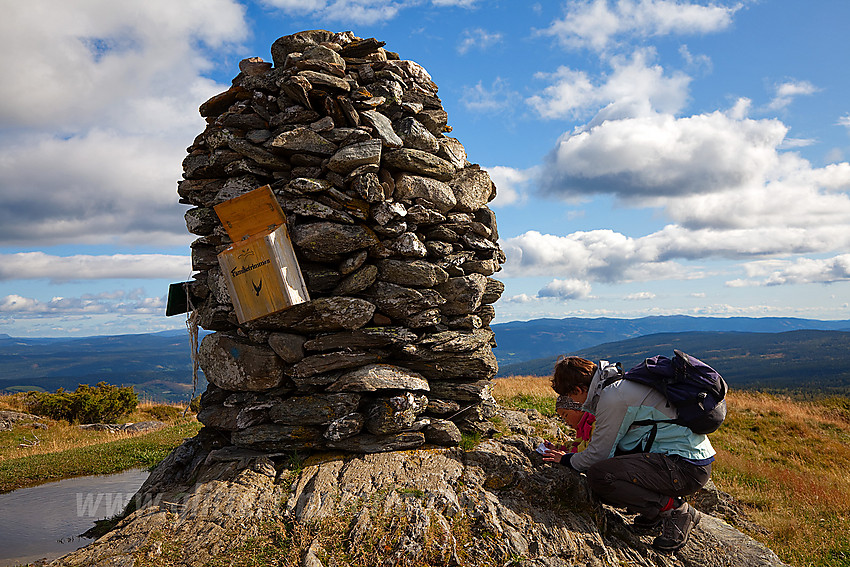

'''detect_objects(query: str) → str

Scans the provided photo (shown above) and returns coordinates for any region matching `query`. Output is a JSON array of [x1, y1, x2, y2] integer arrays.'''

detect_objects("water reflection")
[[0, 469, 149, 567]]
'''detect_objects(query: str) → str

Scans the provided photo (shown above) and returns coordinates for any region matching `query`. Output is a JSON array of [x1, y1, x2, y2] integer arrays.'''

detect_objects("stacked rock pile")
[[178, 30, 505, 454]]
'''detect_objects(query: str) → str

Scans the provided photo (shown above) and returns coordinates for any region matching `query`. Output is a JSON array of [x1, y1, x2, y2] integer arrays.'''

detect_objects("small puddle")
[[0, 468, 150, 566]]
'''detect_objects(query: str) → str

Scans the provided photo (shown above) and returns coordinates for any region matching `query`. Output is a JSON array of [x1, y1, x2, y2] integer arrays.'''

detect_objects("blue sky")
[[2, 0, 850, 337]]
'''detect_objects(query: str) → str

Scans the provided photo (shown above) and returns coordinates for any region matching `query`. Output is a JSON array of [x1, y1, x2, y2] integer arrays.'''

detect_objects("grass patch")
[[710, 391, 850, 567], [0, 412, 201, 492], [492, 375, 556, 416], [460, 431, 481, 451]]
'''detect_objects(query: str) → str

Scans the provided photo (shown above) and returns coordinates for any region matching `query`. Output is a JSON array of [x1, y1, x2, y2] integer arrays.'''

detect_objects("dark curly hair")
[[551, 356, 597, 395]]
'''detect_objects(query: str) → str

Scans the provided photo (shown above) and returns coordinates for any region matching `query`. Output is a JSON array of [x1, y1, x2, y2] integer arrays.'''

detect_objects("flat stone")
[[297, 70, 351, 92], [325, 431, 425, 453], [304, 327, 419, 351], [199, 85, 251, 117], [184, 207, 218, 236], [292, 221, 378, 254], [436, 137, 467, 169], [418, 108, 449, 135], [289, 351, 382, 379], [405, 308, 442, 329], [269, 127, 338, 155], [426, 398, 461, 415], [371, 201, 407, 225], [327, 139, 382, 174], [394, 173, 456, 213], [417, 329, 494, 353], [407, 204, 445, 225], [270, 30, 335, 66], [383, 149, 455, 181], [449, 166, 495, 212], [199, 333, 287, 392], [326, 364, 430, 392], [360, 110, 403, 148], [269, 393, 361, 425], [227, 138, 291, 170], [239, 57, 272, 76], [333, 263, 378, 294], [400, 345, 498, 381], [283, 197, 356, 223], [395, 116, 439, 153], [368, 80, 403, 106], [481, 278, 504, 304], [445, 314, 483, 330], [280, 76, 313, 109], [237, 402, 275, 429], [386, 60, 438, 92], [365, 392, 429, 435], [267, 332, 307, 363], [301, 45, 345, 67], [350, 172, 384, 202], [287, 177, 333, 193], [378, 259, 449, 287], [428, 379, 495, 402], [423, 419, 462, 447], [323, 412, 366, 441], [340, 37, 386, 58], [244, 296, 376, 333], [387, 232, 428, 258], [339, 249, 368, 275], [364, 281, 445, 319], [273, 103, 320, 125], [231, 423, 324, 451], [436, 274, 488, 316]]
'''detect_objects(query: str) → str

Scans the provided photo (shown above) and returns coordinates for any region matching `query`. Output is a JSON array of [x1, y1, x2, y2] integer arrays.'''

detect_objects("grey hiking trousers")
[[585, 453, 711, 517]]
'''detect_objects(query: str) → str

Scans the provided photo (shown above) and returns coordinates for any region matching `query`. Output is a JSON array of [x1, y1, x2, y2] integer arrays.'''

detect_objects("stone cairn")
[[178, 30, 505, 454]]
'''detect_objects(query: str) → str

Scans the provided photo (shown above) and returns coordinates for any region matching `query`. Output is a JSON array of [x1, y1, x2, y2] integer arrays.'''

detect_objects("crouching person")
[[543, 356, 715, 553]]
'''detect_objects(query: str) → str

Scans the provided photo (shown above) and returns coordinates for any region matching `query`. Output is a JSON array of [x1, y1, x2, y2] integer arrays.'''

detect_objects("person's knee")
[[586, 462, 615, 494]]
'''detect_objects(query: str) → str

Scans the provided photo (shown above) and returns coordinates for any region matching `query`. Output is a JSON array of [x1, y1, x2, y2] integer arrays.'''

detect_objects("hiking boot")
[[631, 513, 662, 533], [652, 502, 701, 552]]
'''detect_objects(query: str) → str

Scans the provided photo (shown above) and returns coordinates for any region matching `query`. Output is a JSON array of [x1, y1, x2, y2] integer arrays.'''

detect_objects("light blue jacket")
[[569, 361, 716, 473]]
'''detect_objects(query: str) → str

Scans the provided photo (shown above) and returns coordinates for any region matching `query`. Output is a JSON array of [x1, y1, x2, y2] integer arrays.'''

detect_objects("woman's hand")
[[543, 447, 567, 464]]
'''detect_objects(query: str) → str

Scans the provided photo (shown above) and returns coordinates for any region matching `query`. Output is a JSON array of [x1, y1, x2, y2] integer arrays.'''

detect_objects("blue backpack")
[[604, 349, 728, 436]]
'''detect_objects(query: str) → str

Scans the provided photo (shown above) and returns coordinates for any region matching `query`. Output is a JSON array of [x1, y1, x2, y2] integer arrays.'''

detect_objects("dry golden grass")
[[492, 374, 554, 399], [0, 393, 193, 462]]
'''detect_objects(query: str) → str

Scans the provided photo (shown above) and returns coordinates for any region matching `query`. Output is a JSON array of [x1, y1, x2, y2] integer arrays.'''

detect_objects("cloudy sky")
[[2, 0, 849, 337]]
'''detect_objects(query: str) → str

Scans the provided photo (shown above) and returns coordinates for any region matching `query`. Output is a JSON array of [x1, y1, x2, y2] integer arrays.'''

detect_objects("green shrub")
[[26, 382, 138, 424]]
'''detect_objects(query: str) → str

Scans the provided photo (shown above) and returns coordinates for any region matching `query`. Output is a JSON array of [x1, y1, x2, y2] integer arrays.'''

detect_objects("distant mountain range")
[[0, 330, 208, 403], [490, 315, 850, 366], [497, 329, 850, 396], [3, 316, 850, 401]]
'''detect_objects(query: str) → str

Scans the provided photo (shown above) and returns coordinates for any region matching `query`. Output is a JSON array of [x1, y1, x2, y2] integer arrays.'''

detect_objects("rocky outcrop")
[[51, 407, 787, 567], [180, 29, 504, 455], [0, 409, 45, 431]]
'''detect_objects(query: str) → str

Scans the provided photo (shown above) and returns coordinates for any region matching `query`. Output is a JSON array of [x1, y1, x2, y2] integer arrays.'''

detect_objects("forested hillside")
[[497, 330, 850, 396]]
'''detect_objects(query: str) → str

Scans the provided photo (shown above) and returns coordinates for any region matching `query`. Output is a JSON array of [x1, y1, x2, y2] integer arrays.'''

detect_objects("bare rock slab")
[[199, 332, 287, 392]]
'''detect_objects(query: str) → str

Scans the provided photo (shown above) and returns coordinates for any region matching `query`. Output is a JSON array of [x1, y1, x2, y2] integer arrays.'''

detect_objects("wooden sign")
[[214, 185, 286, 242], [214, 185, 310, 323]]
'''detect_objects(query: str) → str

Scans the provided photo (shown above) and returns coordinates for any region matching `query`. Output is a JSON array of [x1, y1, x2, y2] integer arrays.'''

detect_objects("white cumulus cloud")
[[0, 1, 247, 247], [458, 28, 503, 54], [528, 49, 691, 120], [541, 0, 741, 52], [729, 255, 850, 286], [538, 278, 593, 299], [767, 80, 820, 111], [0, 253, 192, 283]]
